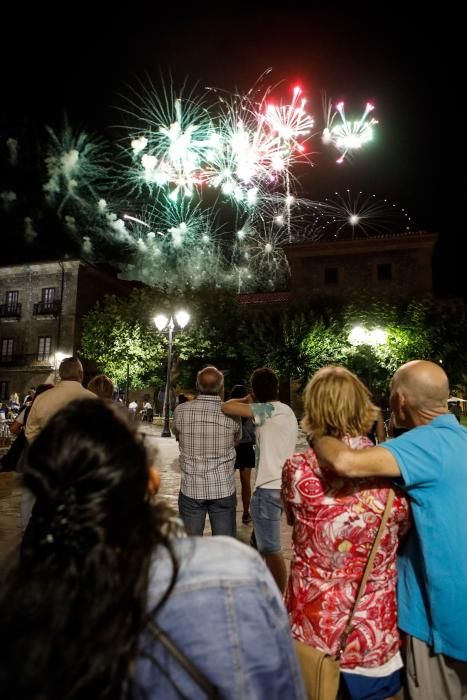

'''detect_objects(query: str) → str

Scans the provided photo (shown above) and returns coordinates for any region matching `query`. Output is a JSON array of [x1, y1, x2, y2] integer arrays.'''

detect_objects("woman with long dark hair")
[[0, 399, 304, 699]]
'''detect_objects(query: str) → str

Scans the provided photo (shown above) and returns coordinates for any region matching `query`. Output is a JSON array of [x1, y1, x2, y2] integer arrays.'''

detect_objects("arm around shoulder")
[[222, 399, 254, 418], [314, 436, 401, 478]]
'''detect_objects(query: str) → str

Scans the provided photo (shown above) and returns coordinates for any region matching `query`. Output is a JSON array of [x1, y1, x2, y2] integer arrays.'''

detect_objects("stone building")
[[285, 231, 437, 299], [0, 259, 133, 400]]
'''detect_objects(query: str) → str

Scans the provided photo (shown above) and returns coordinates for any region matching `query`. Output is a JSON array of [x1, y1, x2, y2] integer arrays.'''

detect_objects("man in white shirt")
[[223, 367, 298, 592], [25, 357, 96, 443], [128, 400, 138, 420]]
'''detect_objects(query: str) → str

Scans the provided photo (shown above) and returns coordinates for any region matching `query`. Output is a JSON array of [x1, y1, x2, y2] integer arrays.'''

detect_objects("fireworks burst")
[[322, 101, 378, 163], [38, 74, 380, 292], [122, 78, 317, 211], [265, 85, 314, 151], [241, 221, 291, 290], [319, 190, 413, 237], [119, 77, 216, 200], [43, 123, 109, 215]]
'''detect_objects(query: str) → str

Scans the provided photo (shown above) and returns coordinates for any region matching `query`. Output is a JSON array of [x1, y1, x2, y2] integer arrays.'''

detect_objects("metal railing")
[[0, 303, 22, 319], [0, 353, 53, 368], [33, 300, 61, 316]]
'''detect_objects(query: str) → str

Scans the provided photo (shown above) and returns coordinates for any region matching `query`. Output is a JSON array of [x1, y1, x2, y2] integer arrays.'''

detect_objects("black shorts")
[[235, 442, 255, 469]]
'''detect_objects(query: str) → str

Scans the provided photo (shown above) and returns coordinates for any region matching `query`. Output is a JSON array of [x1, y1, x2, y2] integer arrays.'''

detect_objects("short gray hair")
[[59, 357, 84, 381], [196, 366, 224, 395]]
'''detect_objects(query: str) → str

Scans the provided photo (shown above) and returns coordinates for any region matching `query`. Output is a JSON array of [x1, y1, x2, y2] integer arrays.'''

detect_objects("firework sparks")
[[320, 190, 413, 237], [58, 75, 381, 292], [323, 101, 378, 163], [242, 221, 290, 289], [43, 123, 109, 215], [265, 85, 314, 151]]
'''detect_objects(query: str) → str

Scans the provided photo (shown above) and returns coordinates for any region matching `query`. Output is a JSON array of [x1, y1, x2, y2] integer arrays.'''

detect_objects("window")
[[37, 336, 52, 362], [41, 287, 56, 305], [1, 338, 14, 361], [377, 263, 392, 281], [5, 290, 19, 309], [324, 267, 339, 284], [0, 381, 9, 400]]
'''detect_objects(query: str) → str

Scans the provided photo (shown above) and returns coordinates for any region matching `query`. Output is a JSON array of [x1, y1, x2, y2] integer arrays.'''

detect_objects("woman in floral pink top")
[[282, 366, 410, 700]]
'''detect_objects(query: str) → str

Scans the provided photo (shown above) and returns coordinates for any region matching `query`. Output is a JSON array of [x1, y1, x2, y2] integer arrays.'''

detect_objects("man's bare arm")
[[314, 436, 401, 478], [222, 397, 254, 418]]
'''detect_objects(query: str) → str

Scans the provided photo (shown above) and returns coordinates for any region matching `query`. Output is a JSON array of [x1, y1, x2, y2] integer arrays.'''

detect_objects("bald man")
[[315, 361, 467, 699], [173, 366, 241, 537]]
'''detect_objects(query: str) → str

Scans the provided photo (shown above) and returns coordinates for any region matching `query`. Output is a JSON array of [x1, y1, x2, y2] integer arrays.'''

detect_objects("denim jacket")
[[135, 536, 305, 699]]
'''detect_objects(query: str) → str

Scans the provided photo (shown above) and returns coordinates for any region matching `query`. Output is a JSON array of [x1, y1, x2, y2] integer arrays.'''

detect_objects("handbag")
[[294, 489, 395, 700]]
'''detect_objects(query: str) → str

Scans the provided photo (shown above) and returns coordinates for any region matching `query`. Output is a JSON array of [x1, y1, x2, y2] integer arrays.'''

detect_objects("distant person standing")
[[448, 399, 462, 422], [223, 368, 298, 593], [23, 357, 96, 527], [87, 375, 114, 400], [25, 357, 96, 443], [367, 406, 386, 444], [173, 366, 241, 537], [7, 393, 20, 414], [230, 384, 256, 524], [142, 400, 153, 423], [0, 384, 53, 474], [22, 387, 36, 408], [128, 399, 138, 420]]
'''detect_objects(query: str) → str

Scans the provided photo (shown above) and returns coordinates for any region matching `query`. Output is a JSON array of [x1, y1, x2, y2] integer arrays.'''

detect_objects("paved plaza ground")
[[0, 424, 309, 563]]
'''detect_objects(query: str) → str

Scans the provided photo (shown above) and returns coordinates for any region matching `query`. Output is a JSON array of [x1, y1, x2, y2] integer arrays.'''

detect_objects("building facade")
[[284, 231, 438, 299], [0, 259, 133, 400]]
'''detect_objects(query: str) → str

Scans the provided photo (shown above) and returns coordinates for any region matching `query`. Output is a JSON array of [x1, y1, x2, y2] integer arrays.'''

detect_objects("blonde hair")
[[87, 374, 114, 400], [302, 365, 376, 439]]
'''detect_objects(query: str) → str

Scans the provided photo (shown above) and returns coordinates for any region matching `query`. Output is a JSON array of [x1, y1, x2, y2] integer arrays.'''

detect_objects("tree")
[[81, 290, 467, 399], [301, 297, 467, 395], [81, 287, 253, 392], [81, 295, 167, 389]]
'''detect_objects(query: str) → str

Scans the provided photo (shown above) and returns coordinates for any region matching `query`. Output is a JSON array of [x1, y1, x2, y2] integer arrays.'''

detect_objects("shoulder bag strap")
[[146, 617, 221, 698], [337, 488, 395, 657]]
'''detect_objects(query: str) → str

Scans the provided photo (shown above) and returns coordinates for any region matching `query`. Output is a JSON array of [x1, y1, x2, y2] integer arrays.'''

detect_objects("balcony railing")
[[0, 303, 22, 319], [33, 300, 61, 316], [0, 353, 54, 368]]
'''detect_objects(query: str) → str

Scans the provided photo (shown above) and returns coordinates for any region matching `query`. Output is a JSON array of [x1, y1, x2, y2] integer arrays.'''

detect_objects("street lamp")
[[348, 325, 387, 390], [154, 310, 190, 437], [348, 326, 387, 348]]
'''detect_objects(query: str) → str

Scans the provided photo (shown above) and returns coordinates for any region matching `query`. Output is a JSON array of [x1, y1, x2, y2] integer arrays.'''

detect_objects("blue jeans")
[[251, 488, 283, 554], [178, 491, 237, 537]]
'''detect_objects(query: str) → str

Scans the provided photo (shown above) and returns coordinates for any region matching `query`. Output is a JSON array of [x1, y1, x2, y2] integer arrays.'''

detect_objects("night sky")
[[1, 4, 459, 295]]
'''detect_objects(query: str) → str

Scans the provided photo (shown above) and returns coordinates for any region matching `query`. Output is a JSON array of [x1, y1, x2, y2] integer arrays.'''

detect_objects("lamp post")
[[154, 310, 190, 437], [348, 325, 387, 391]]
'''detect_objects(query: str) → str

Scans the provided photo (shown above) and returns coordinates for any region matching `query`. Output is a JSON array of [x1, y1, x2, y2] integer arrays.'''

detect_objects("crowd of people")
[[0, 355, 466, 699]]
